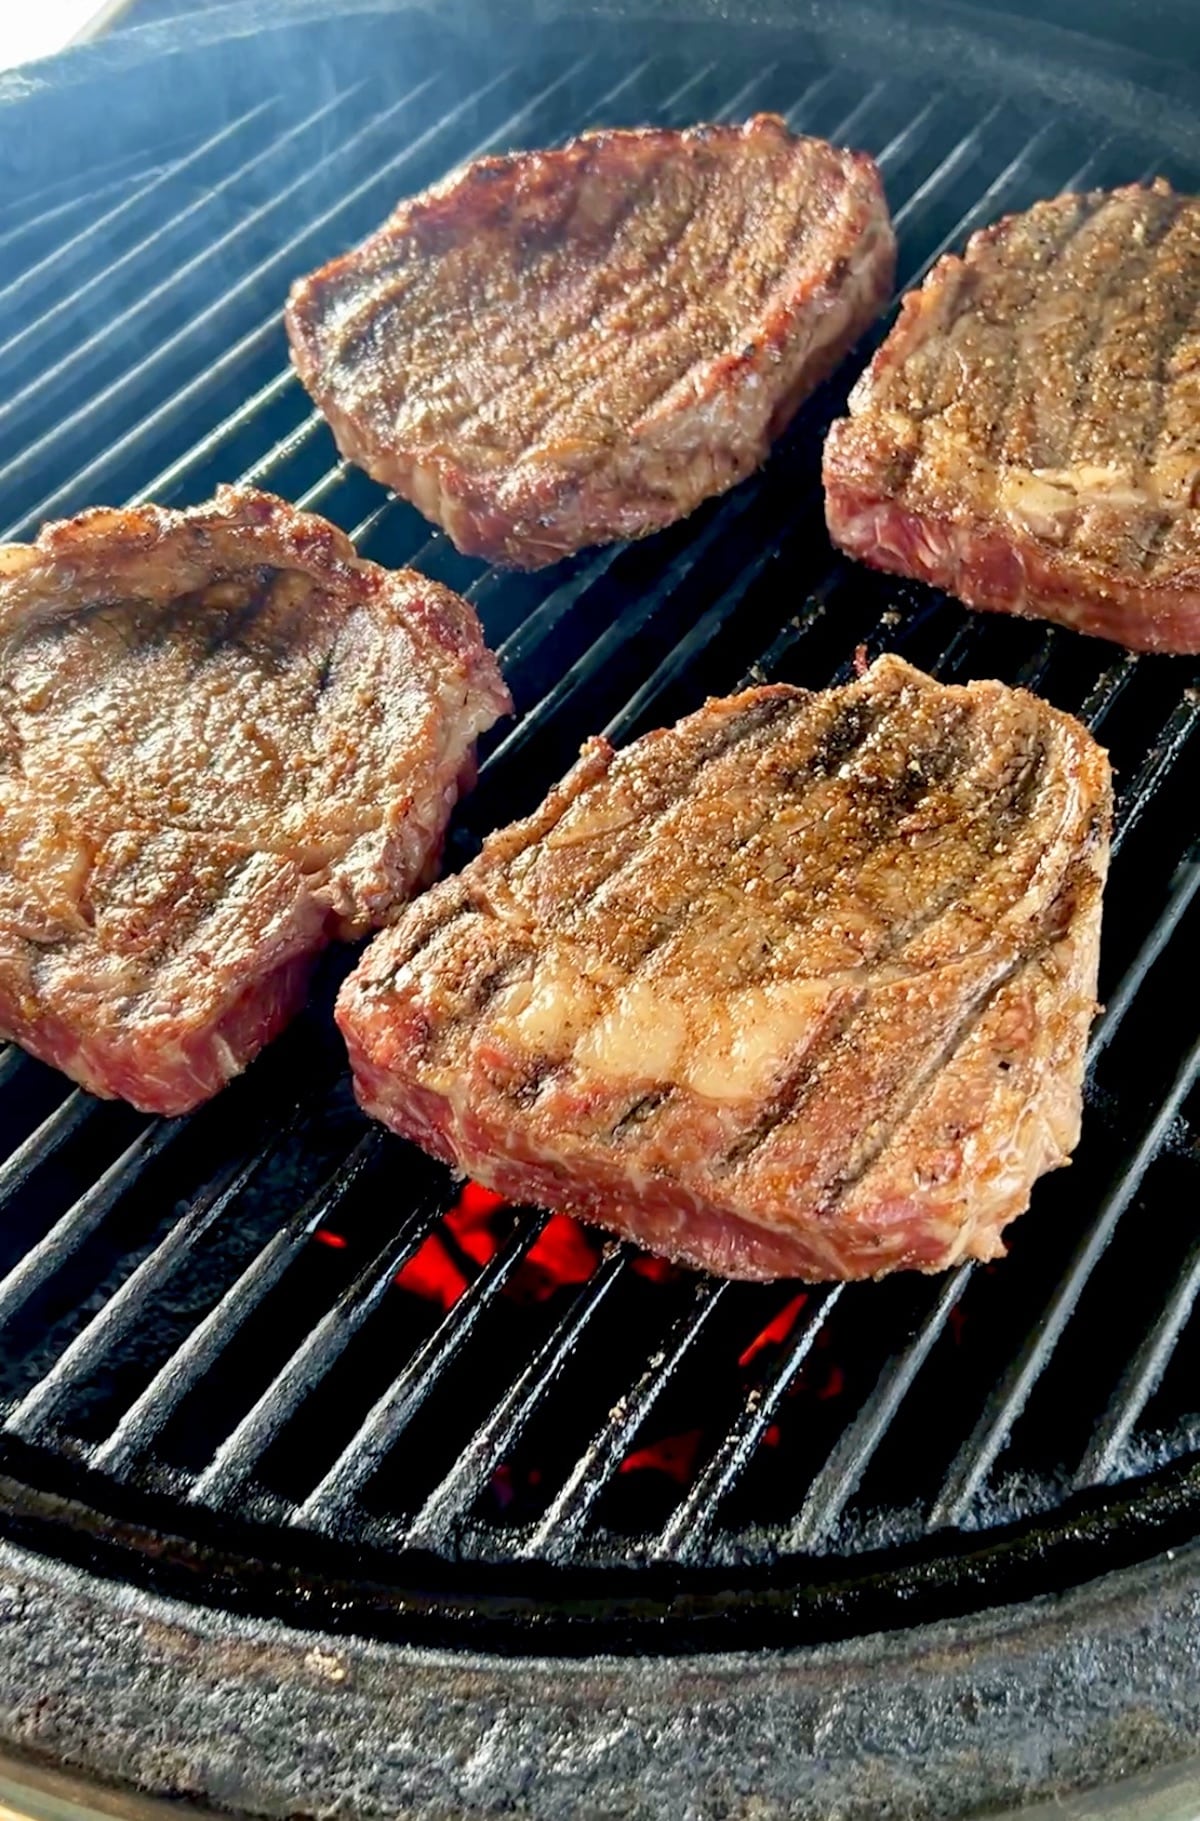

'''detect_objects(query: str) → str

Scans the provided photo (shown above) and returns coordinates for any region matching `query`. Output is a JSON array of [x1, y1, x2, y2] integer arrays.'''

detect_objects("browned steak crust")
[[337, 657, 1111, 1282], [824, 179, 1200, 653], [0, 487, 510, 1114], [287, 116, 895, 568]]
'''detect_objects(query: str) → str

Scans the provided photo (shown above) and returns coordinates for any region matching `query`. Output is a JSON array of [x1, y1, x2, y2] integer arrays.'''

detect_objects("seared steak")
[[338, 657, 1111, 1282], [286, 117, 895, 568], [824, 179, 1200, 653], [0, 487, 509, 1115]]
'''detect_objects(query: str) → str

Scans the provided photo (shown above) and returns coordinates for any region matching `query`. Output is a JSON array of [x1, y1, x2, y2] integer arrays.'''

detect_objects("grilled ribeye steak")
[[0, 487, 509, 1116], [286, 116, 895, 568], [338, 657, 1111, 1282], [824, 179, 1200, 653]]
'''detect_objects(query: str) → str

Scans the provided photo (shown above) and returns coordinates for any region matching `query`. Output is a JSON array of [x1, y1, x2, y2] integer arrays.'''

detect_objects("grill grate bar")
[[239, 408, 327, 495], [0, 1118, 179, 1337], [934, 617, 1057, 695], [3, 1131, 291, 1442], [1109, 690, 1200, 861], [0, 101, 274, 326], [520, 1276, 730, 1559], [189, 1162, 451, 1507], [902, 122, 1122, 296], [765, 573, 953, 695], [1077, 652, 1140, 733], [0, 164, 164, 264], [602, 546, 783, 741], [1077, 655, 1136, 732], [898, 117, 1066, 283], [887, 103, 1005, 240], [1010, 627, 1060, 690], [783, 1269, 970, 1550], [920, 615, 981, 683], [296, 1208, 552, 1529], [488, 545, 628, 672], [746, 557, 868, 682], [1074, 1232, 1200, 1490], [0, 82, 366, 436], [11, 55, 588, 535], [402, 1246, 629, 1551], [89, 1133, 381, 1478], [653, 1285, 843, 1561], [301, 462, 355, 520], [1089, 853, 1200, 1068], [2, 76, 449, 536], [867, 90, 943, 173], [818, 78, 890, 148], [126, 345, 303, 507], [929, 1028, 1200, 1529], [483, 485, 764, 773], [0, 1092, 98, 1216]]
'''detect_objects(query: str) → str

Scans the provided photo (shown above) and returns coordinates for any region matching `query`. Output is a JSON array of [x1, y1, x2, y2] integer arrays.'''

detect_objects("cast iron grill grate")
[[1, 12, 1199, 1648]]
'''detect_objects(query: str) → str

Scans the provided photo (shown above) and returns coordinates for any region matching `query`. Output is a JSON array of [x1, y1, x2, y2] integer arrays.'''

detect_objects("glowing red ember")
[[456, 1182, 507, 1220], [619, 1428, 704, 1483], [738, 1293, 808, 1369], [394, 1236, 469, 1310], [510, 1213, 599, 1304], [628, 1254, 683, 1283], [394, 1180, 507, 1308], [392, 1188, 607, 1311]]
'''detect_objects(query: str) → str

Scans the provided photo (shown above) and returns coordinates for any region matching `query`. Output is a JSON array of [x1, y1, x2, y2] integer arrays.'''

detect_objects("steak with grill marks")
[[0, 487, 509, 1115], [337, 657, 1111, 1282], [824, 179, 1200, 653], [285, 116, 895, 568]]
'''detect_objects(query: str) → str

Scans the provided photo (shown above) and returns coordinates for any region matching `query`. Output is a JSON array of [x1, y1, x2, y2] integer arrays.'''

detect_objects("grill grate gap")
[[295, 1208, 554, 1530], [929, 1037, 1200, 1530]]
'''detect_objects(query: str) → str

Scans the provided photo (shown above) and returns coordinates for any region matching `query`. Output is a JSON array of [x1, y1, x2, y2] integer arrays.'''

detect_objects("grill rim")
[[1, 1529, 1199, 1821], [3, 1426, 1200, 1656], [8, 0, 1200, 163]]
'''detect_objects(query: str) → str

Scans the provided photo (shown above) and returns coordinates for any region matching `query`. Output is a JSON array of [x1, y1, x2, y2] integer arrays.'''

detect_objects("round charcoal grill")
[[3, 2, 1200, 1815]]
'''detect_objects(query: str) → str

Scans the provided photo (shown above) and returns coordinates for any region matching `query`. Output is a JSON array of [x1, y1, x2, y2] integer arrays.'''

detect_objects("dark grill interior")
[[3, 8, 1200, 1652]]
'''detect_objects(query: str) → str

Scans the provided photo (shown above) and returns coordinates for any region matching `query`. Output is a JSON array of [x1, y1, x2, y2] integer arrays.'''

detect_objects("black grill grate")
[[2, 9, 1200, 1648]]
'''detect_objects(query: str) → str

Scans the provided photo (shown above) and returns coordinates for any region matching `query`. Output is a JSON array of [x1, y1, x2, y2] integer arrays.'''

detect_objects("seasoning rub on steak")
[[286, 116, 895, 568], [0, 487, 509, 1116], [824, 179, 1200, 653], [338, 657, 1111, 1282]]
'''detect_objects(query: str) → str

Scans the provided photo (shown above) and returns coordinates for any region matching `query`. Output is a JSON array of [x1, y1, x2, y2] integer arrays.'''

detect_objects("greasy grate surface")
[[2, 12, 1200, 1647]]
